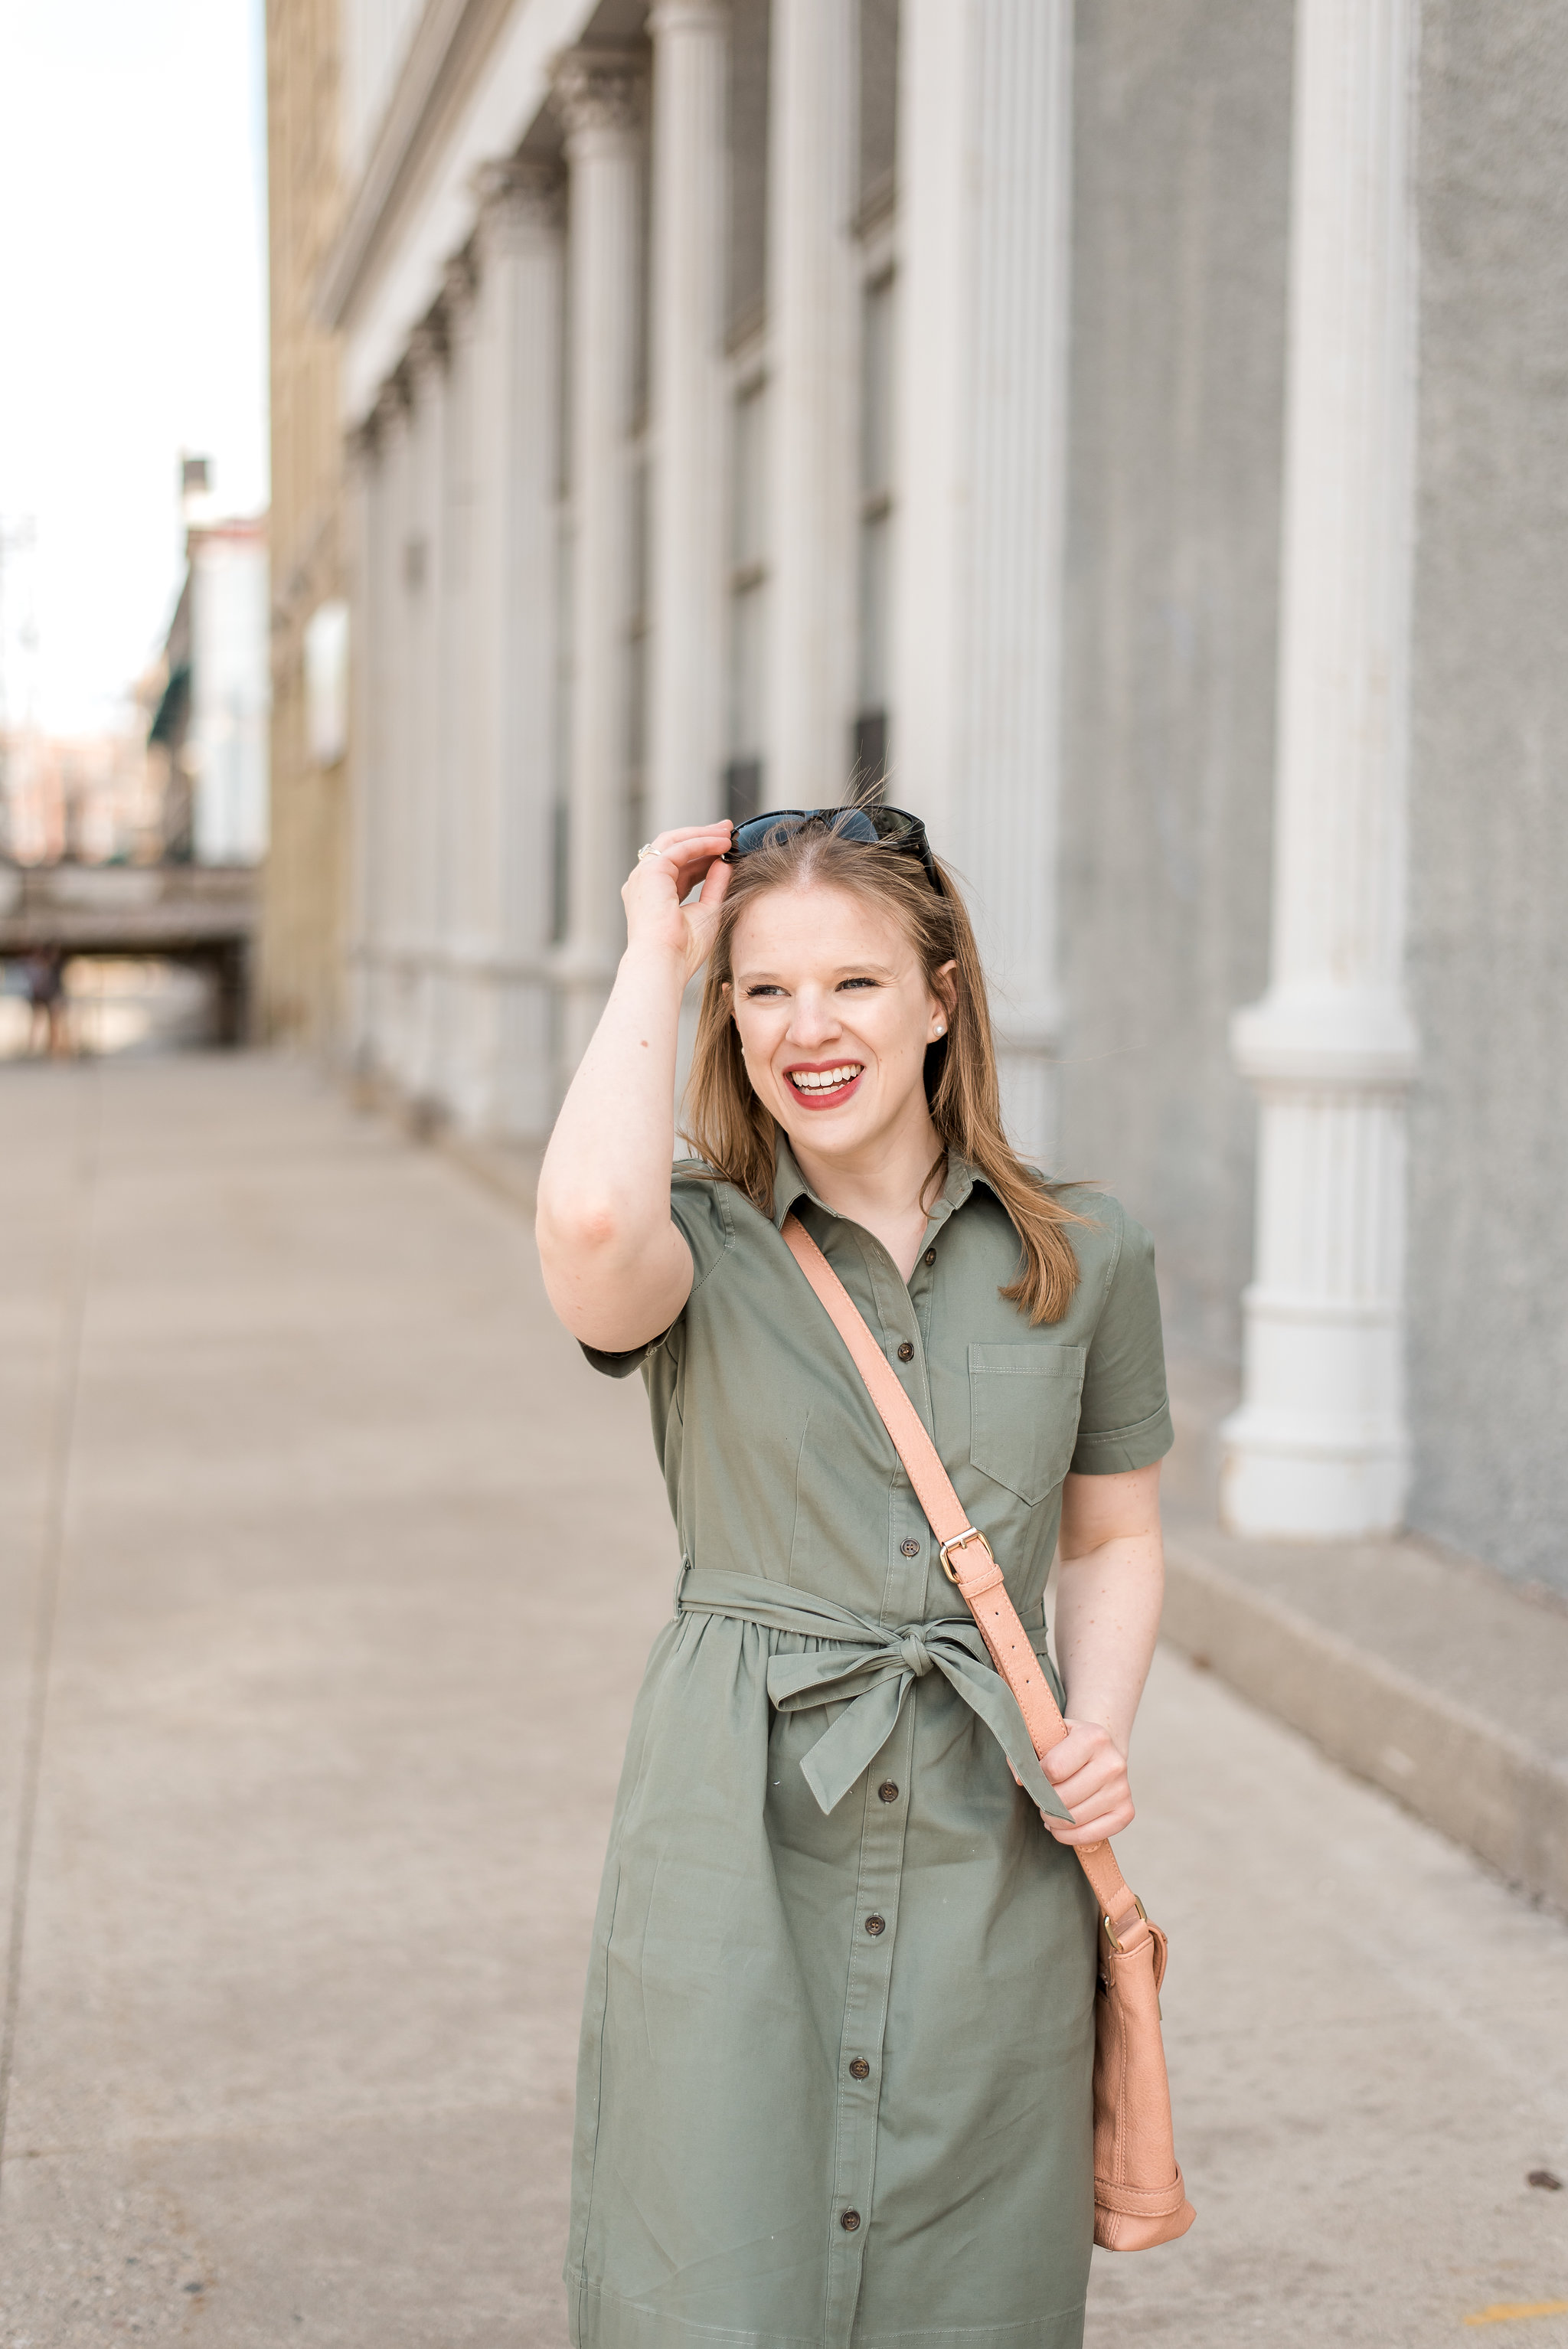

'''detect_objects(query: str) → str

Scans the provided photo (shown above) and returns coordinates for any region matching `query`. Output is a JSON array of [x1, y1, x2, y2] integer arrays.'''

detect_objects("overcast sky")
[[0, 0, 268, 737]]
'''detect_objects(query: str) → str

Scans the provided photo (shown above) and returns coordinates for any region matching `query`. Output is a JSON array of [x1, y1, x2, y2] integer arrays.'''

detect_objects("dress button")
[[900, 1537, 920, 1558], [877, 1780, 899, 1803], [923, 1248, 936, 1266], [864, 1913, 886, 1936], [841, 2210, 861, 2233], [848, 2057, 871, 2080], [897, 1341, 914, 1362]]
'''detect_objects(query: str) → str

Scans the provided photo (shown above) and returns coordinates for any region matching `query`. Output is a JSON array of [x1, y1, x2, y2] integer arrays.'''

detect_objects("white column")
[[432, 254, 477, 1119], [344, 410, 384, 1075], [892, 0, 1074, 1161], [647, 0, 729, 838], [400, 315, 447, 1105], [464, 158, 564, 1140], [766, 0, 858, 803], [376, 372, 418, 1089], [553, 49, 648, 1074], [1221, 0, 1420, 1539]]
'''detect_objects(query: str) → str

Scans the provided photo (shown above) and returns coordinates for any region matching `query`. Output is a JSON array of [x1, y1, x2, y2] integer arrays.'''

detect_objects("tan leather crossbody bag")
[[782, 1214, 1195, 2254]]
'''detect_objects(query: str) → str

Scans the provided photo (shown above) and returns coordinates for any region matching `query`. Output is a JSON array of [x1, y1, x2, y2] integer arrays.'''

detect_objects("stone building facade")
[[286, 0, 1568, 1593], [263, 0, 354, 1046]]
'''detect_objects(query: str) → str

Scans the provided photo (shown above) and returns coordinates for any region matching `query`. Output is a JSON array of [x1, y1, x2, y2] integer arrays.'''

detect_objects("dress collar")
[[771, 1131, 991, 1233]]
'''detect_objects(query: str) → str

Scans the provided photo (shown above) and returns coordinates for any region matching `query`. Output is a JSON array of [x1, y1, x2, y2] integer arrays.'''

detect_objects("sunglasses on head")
[[722, 805, 942, 892]]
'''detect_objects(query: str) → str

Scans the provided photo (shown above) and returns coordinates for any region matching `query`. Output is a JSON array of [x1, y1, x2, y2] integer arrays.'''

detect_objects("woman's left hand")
[[1040, 1717, 1134, 1845]]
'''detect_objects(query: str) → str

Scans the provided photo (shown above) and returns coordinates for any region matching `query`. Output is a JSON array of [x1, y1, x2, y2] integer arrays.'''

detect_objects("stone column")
[[892, 0, 1074, 1162], [766, 0, 858, 803], [400, 314, 448, 1106], [433, 254, 478, 1120], [1222, 0, 1420, 1537], [344, 408, 386, 1078], [646, 0, 729, 839], [553, 49, 648, 1077], [374, 369, 419, 1091], [462, 159, 564, 1140]]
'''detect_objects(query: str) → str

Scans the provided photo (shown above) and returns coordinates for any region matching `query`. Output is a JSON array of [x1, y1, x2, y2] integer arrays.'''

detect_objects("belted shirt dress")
[[568, 1140, 1174, 2349]]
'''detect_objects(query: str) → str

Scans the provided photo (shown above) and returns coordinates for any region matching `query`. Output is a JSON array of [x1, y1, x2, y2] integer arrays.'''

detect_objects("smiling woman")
[[681, 812, 1087, 1322], [534, 812, 1177, 2349]]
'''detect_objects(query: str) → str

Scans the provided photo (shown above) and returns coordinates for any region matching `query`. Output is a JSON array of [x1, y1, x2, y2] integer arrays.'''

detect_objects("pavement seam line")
[[0, 1064, 100, 2187]]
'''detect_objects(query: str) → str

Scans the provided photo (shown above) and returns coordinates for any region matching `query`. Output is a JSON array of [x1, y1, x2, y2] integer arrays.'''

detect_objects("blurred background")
[[2, 2, 1566, 2344]]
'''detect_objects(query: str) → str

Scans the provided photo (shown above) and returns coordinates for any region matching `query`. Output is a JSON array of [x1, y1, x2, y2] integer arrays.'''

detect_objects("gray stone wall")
[[1406, 1, 1568, 1594], [1057, 0, 1292, 1370], [727, 0, 771, 337]]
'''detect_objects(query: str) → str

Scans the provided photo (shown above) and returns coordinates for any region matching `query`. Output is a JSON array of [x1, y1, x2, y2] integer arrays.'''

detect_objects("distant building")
[[267, 0, 1568, 1593], [149, 500, 270, 867], [0, 721, 165, 867]]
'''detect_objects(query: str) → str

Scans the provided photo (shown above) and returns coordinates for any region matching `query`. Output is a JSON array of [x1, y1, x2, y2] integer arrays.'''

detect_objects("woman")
[[537, 809, 1173, 2349]]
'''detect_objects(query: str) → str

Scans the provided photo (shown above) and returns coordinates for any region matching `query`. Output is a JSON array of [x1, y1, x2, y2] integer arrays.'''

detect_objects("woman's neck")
[[786, 1109, 946, 1280]]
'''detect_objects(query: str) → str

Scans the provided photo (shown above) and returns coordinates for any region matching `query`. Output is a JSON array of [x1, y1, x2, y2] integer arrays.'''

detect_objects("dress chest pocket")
[[967, 1343, 1087, 1505]]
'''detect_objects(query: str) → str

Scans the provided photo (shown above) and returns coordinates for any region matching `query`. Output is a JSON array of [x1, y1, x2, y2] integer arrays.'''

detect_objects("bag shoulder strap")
[[781, 1211, 1142, 1942]]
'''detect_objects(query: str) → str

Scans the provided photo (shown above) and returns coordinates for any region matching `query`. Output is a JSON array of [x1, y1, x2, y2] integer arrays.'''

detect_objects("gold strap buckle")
[[937, 1526, 995, 1583], [1102, 1895, 1148, 1954]]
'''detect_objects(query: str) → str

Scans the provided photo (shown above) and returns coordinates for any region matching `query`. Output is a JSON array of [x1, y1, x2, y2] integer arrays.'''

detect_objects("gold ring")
[[636, 841, 660, 861]]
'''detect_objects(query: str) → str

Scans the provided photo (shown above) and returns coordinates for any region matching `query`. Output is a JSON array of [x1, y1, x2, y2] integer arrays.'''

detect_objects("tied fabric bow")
[[678, 1567, 1073, 1821]]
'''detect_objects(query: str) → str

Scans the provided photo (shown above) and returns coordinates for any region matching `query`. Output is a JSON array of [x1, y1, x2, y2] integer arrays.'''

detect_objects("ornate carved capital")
[[472, 155, 564, 236], [406, 312, 447, 381], [376, 373, 412, 434], [551, 47, 648, 142], [648, 0, 730, 34], [441, 250, 478, 335]]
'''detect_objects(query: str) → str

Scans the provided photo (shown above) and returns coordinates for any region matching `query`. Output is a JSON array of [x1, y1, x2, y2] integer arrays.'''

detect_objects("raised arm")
[[536, 823, 733, 1352], [1039, 1462, 1165, 1846]]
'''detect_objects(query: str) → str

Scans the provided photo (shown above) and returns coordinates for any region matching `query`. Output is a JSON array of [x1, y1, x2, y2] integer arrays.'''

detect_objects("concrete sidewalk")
[[2, 1055, 1566, 2347]]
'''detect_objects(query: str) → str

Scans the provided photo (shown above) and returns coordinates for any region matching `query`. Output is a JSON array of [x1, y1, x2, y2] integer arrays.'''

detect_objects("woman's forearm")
[[536, 822, 734, 1347], [539, 940, 687, 1240], [536, 941, 694, 1342], [1053, 1528, 1164, 1757]]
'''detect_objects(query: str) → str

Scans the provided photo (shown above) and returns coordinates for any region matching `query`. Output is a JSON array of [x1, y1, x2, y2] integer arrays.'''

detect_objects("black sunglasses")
[[722, 805, 942, 891]]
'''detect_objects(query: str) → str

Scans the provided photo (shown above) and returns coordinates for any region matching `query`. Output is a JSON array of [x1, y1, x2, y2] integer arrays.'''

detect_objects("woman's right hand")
[[622, 823, 734, 981]]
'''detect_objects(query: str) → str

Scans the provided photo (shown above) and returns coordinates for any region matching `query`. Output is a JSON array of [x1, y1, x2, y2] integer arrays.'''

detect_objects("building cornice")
[[318, 0, 518, 332]]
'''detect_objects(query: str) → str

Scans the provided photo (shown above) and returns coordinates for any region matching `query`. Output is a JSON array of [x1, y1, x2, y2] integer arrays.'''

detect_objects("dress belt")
[[677, 1567, 1073, 1824]]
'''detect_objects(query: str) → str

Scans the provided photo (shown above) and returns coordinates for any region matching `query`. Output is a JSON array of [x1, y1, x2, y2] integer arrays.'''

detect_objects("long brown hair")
[[682, 822, 1085, 1324]]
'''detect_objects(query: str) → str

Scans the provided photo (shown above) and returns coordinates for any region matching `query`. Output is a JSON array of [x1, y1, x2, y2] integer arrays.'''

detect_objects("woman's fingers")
[[620, 822, 735, 978], [641, 822, 733, 868], [1040, 1719, 1133, 1842], [1045, 1799, 1134, 1847], [1041, 1721, 1118, 1787], [694, 851, 733, 906], [628, 824, 734, 907], [650, 822, 734, 847]]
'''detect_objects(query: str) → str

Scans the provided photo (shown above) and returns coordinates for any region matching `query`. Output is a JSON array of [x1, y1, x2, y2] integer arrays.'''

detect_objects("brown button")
[[864, 1913, 886, 1936], [848, 2057, 871, 2080], [923, 1248, 936, 1266], [877, 1781, 899, 1803], [840, 2210, 861, 2232], [900, 1537, 920, 1558], [897, 1341, 914, 1362]]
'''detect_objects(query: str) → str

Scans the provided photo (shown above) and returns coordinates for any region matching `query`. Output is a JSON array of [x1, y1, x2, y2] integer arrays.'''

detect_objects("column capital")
[[441, 252, 478, 338], [406, 313, 447, 383], [648, 0, 730, 33], [1231, 986, 1419, 1091], [379, 368, 413, 430], [472, 155, 564, 237], [551, 47, 648, 144]]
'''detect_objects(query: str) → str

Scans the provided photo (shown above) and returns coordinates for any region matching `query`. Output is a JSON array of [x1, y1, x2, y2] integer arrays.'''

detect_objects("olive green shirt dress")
[[567, 1139, 1174, 2349]]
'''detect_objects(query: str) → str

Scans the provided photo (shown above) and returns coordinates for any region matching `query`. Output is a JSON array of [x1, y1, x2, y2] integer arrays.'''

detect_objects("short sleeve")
[[1069, 1202, 1174, 1474], [577, 1166, 733, 1378]]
